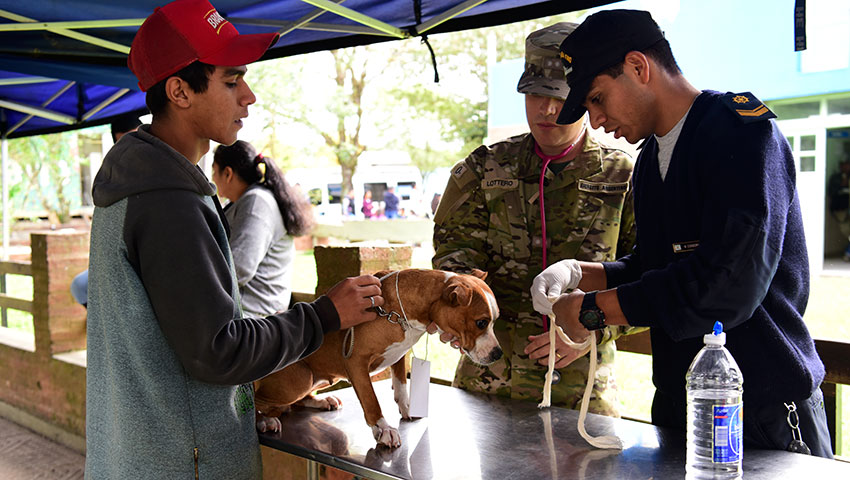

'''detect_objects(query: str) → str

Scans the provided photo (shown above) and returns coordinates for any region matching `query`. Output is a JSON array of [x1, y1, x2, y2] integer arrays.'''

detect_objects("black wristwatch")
[[578, 291, 606, 331]]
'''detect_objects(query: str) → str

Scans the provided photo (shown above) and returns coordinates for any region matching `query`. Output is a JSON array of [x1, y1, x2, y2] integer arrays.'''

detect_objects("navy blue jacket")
[[604, 91, 824, 409]]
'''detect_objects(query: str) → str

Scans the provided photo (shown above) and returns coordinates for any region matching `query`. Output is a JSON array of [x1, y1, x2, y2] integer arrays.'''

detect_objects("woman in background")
[[212, 140, 314, 316], [361, 190, 374, 219]]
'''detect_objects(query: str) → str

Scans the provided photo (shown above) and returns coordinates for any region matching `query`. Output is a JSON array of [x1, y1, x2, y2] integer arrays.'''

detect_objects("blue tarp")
[[0, 0, 614, 138]]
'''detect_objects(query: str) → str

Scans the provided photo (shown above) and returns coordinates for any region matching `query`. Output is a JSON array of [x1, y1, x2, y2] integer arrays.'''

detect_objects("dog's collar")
[[344, 271, 419, 359], [374, 271, 416, 332]]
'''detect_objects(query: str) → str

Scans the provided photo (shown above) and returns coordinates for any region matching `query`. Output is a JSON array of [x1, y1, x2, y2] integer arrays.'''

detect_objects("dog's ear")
[[372, 270, 391, 279], [442, 281, 473, 307], [470, 268, 487, 280]]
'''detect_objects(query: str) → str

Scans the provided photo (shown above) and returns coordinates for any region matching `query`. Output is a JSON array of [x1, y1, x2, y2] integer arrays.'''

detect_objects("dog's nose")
[[490, 347, 502, 362]]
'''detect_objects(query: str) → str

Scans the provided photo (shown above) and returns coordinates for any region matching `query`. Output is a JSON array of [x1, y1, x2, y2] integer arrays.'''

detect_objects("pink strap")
[[534, 128, 585, 331]]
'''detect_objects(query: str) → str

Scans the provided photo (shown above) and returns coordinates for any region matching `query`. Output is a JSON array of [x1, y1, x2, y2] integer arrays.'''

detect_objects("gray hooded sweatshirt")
[[85, 126, 339, 479]]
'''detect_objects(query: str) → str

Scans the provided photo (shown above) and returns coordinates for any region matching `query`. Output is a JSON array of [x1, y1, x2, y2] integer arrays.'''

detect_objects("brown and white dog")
[[253, 268, 502, 447]]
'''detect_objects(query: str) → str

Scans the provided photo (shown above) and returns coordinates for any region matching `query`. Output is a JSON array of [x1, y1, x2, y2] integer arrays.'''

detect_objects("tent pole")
[[1, 133, 7, 260]]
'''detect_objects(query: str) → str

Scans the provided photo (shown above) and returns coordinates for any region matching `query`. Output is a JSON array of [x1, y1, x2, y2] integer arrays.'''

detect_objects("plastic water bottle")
[[685, 321, 743, 479]]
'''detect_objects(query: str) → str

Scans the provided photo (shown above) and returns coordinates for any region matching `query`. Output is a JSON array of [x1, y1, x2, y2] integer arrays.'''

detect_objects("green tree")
[[249, 46, 393, 196], [247, 11, 587, 197], [7, 131, 78, 224], [382, 12, 586, 177]]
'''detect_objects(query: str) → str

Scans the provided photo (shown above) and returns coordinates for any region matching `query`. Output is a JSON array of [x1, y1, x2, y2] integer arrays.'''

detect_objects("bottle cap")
[[703, 321, 726, 345]]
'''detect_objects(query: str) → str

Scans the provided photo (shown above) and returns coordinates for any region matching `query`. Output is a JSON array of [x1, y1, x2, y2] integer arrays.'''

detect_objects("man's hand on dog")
[[326, 275, 384, 330], [525, 332, 590, 368], [426, 322, 461, 350]]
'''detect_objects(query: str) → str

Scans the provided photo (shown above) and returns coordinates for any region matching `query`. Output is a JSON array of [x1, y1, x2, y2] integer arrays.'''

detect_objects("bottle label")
[[712, 403, 743, 463]]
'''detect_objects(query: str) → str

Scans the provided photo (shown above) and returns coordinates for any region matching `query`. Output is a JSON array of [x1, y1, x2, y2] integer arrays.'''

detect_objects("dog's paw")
[[322, 395, 342, 410], [256, 415, 281, 433], [298, 394, 343, 411], [371, 418, 401, 448]]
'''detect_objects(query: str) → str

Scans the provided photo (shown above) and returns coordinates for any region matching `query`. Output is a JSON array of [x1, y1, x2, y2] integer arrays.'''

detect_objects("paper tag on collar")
[[408, 357, 431, 418]]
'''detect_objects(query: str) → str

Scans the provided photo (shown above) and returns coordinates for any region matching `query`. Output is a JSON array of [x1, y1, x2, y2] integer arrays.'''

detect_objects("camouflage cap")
[[516, 22, 577, 101]]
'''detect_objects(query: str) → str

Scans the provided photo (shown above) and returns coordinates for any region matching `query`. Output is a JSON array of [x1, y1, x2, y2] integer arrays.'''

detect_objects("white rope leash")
[[537, 299, 622, 450]]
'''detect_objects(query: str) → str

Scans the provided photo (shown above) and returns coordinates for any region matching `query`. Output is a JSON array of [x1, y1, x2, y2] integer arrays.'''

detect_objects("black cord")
[[413, 0, 440, 83]]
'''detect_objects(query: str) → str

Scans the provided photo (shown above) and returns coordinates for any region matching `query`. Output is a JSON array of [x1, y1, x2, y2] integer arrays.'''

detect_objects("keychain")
[[784, 401, 812, 455]]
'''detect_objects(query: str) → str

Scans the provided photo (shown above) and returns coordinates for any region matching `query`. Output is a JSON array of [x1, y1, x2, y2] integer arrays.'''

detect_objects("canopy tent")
[[0, 0, 615, 138], [0, 69, 147, 139], [0, 0, 617, 256]]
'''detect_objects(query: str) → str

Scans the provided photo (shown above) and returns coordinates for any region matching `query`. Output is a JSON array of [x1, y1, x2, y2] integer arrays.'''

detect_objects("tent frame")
[[0, 0, 492, 56], [0, 0, 497, 258]]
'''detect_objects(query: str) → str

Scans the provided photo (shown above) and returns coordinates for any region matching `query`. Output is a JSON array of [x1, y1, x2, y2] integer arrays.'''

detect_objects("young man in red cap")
[[532, 9, 832, 458], [85, 1, 384, 478]]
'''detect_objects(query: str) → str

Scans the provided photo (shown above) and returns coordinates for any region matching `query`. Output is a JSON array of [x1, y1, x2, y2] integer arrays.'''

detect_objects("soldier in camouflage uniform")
[[432, 23, 639, 416]]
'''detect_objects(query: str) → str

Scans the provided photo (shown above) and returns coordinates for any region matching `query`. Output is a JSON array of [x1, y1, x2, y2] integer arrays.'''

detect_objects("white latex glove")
[[531, 259, 582, 315]]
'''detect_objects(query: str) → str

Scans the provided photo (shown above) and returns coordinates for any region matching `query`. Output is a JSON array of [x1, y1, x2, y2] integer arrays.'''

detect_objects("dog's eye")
[[476, 319, 488, 330]]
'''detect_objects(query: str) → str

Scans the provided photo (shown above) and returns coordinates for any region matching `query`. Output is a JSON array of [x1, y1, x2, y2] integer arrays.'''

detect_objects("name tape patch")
[[482, 178, 518, 190], [577, 180, 629, 194], [672, 240, 699, 253]]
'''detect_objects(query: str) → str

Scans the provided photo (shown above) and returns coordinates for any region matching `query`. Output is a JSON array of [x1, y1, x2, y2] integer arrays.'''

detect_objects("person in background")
[[70, 270, 89, 308], [361, 190, 374, 219], [344, 190, 356, 217], [827, 157, 850, 261], [430, 193, 442, 217], [85, 1, 384, 478], [383, 186, 400, 219], [408, 184, 426, 218], [70, 114, 142, 308], [212, 140, 313, 316], [432, 22, 637, 415], [110, 114, 142, 143], [532, 9, 832, 458]]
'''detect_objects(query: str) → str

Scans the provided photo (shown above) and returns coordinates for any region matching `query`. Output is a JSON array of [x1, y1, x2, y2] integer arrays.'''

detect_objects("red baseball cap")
[[128, 0, 279, 91]]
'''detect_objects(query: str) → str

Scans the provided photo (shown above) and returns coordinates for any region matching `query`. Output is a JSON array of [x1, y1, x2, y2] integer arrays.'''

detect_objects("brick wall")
[[0, 238, 413, 460], [0, 231, 89, 439], [314, 244, 412, 295]]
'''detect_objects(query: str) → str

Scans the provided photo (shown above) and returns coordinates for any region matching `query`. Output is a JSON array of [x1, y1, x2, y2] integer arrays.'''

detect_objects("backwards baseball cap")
[[556, 9, 665, 124], [516, 22, 577, 101], [128, 0, 279, 91]]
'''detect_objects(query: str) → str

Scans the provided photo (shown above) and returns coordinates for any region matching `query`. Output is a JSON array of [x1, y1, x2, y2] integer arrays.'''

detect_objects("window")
[[307, 188, 322, 206], [827, 96, 850, 115], [801, 135, 817, 151], [327, 184, 342, 204], [770, 101, 820, 120], [397, 182, 416, 201]]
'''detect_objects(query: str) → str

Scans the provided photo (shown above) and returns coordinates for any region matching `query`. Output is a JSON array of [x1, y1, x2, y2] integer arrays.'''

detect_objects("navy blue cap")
[[556, 9, 665, 124]]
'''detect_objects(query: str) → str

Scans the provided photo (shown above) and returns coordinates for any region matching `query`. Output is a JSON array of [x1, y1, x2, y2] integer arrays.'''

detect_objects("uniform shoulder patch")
[[449, 158, 479, 193], [720, 92, 776, 124]]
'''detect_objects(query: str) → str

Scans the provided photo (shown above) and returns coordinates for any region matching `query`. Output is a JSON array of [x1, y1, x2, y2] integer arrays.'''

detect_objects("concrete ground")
[[0, 417, 84, 480]]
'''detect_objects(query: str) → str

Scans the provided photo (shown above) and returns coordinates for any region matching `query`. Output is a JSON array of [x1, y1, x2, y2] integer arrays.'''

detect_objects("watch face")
[[580, 310, 604, 330]]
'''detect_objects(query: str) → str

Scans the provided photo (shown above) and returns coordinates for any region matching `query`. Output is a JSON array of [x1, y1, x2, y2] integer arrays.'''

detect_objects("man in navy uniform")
[[532, 9, 832, 458]]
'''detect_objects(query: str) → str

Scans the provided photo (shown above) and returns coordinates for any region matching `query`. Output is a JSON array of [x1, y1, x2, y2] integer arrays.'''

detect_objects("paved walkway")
[[0, 417, 84, 480]]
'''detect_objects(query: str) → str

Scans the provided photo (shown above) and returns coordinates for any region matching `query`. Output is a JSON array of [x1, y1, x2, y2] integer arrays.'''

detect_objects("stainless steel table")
[[259, 380, 849, 479]]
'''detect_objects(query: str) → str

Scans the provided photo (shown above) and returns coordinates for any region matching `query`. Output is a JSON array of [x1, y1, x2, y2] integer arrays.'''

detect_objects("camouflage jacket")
[[432, 132, 638, 415]]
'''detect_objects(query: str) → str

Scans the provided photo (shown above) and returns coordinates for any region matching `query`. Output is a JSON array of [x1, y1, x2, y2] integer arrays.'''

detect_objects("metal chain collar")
[[341, 270, 412, 359]]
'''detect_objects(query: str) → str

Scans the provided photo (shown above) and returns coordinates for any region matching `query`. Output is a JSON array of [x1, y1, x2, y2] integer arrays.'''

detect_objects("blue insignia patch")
[[720, 91, 776, 124]]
